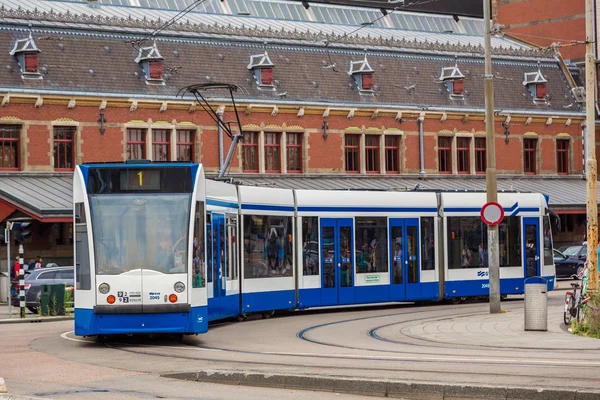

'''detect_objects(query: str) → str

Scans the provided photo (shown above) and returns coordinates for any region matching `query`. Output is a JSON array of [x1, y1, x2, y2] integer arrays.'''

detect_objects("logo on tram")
[[477, 270, 489, 277]]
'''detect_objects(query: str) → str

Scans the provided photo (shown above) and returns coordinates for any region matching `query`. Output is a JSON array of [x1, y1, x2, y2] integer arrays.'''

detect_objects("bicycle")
[[564, 264, 590, 325]]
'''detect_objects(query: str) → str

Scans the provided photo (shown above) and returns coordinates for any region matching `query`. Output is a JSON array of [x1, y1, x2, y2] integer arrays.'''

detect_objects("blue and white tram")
[[73, 162, 208, 337]]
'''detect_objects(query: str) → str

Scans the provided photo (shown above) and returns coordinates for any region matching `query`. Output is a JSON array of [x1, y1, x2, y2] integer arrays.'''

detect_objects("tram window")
[[75, 202, 91, 290], [243, 215, 293, 279], [90, 194, 191, 275], [206, 213, 213, 284], [543, 216, 553, 266], [193, 201, 205, 288], [447, 216, 520, 269], [355, 217, 388, 273], [302, 217, 319, 276], [421, 217, 435, 271], [447, 217, 487, 269], [498, 217, 521, 267]]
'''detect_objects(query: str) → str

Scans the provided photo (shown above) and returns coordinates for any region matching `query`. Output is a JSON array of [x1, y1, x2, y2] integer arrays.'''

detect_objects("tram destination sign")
[[87, 167, 193, 194], [480, 202, 504, 226]]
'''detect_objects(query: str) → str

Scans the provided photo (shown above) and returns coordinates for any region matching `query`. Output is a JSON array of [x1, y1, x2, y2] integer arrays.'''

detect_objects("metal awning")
[[0, 174, 72, 222], [218, 175, 592, 211]]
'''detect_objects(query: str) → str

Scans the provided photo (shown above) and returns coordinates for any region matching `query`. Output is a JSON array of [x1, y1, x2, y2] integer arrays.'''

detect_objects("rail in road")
[[38, 291, 600, 399]]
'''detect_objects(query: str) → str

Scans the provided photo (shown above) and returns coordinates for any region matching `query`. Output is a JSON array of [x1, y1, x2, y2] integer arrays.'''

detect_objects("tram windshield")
[[90, 194, 191, 275]]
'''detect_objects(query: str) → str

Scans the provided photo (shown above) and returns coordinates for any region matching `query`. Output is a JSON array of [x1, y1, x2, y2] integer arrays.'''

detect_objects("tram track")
[[52, 298, 600, 395]]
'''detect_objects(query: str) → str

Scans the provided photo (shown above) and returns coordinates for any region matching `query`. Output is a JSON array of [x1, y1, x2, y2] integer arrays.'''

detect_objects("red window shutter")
[[24, 53, 38, 73], [536, 83, 547, 99], [261, 68, 274, 85], [362, 73, 374, 90], [453, 79, 464, 95], [149, 61, 163, 80]]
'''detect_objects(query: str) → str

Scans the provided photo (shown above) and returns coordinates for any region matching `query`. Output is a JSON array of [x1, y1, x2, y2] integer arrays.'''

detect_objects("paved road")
[[2, 281, 598, 399]]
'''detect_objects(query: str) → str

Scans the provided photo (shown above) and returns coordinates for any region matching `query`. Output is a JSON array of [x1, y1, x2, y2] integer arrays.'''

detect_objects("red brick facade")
[[0, 100, 584, 176]]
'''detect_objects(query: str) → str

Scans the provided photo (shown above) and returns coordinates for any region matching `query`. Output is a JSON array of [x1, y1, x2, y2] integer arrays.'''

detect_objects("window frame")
[[152, 129, 170, 162], [264, 132, 281, 173], [53, 126, 75, 171], [345, 134, 360, 174], [524, 138, 537, 175], [365, 135, 380, 174], [242, 132, 259, 173], [384, 135, 400, 174], [474, 137, 486, 174], [456, 137, 470, 174], [0, 125, 20, 171], [438, 136, 452, 174], [126, 128, 146, 160], [176, 129, 194, 162], [556, 139, 569, 175], [286, 132, 302, 173]]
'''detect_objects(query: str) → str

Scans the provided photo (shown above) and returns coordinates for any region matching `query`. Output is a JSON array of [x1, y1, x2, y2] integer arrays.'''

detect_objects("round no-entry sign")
[[481, 202, 504, 226]]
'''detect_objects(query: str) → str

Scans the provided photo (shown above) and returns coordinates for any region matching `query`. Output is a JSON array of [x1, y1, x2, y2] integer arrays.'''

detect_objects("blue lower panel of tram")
[[241, 290, 295, 313], [444, 276, 555, 298], [208, 295, 240, 322], [74, 307, 208, 336]]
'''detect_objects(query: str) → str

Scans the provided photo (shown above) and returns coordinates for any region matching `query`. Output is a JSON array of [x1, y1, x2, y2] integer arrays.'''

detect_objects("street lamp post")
[[484, 0, 500, 313]]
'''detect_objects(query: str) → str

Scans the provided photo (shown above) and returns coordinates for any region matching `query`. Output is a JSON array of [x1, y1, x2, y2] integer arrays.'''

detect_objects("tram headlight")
[[174, 282, 185, 293], [98, 283, 110, 295]]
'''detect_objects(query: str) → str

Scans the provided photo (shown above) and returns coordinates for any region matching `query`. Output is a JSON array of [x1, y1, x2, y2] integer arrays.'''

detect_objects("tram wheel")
[[96, 335, 106, 344], [175, 334, 184, 342], [262, 310, 275, 319], [236, 314, 248, 322]]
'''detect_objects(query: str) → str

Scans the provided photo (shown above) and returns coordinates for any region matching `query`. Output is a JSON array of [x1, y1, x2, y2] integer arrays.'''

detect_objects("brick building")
[[0, 0, 592, 269]]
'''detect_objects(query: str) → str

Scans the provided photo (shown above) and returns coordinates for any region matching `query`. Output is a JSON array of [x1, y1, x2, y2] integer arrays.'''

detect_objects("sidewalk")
[[0, 304, 72, 324]]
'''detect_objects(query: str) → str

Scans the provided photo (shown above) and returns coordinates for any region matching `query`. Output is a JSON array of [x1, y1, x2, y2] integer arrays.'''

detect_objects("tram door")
[[320, 218, 354, 305], [389, 218, 420, 300], [208, 213, 227, 319], [523, 217, 540, 278]]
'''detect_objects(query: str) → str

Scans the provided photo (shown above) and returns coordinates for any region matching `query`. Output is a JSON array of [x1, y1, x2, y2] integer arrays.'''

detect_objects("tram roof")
[[219, 175, 593, 212]]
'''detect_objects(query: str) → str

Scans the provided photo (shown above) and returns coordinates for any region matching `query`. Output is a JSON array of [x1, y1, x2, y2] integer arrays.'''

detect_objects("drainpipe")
[[217, 106, 224, 171], [418, 114, 426, 175]]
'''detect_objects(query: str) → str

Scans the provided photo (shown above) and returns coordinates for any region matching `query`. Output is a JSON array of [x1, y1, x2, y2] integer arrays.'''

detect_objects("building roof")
[[0, 174, 72, 220], [0, 27, 577, 113], [50, 0, 485, 32], [223, 175, 593, 210]]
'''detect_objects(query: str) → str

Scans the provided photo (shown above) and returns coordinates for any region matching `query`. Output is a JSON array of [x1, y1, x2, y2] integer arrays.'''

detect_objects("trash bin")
[[40, 284, 50, 316], [0, 272, 7, 303], [524, 277, 548, 331]]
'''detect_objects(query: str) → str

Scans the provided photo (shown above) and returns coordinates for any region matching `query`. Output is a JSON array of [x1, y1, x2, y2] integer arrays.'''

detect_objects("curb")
[[0, 395, 53, 400], [0, 316, 73, 325], [162, 370, 600, 400]]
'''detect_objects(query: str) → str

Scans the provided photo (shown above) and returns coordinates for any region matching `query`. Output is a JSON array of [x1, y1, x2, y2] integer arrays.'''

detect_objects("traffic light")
[[10, 222, 31, 243]]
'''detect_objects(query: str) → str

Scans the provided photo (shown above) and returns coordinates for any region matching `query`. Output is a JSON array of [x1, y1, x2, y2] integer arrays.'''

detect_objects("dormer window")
[[348, 55, 374, 94], [523, 63, 548, 103], [248, 51, 275, 89], [9, 33, 41, 79], [135, 40, 164, 85], [440, 60, 465, 98]]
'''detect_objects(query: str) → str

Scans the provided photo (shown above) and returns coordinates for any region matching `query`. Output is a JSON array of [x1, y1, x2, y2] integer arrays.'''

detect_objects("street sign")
[[481, 202, 504, 226]]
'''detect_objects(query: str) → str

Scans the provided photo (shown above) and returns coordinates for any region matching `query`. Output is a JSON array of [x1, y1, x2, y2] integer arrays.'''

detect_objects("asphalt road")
[[1, 280, 598, 400]]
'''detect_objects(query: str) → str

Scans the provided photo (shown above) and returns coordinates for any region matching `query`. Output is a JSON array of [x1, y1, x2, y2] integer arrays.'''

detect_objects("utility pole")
[[585, 0, 598, 293], [484, 0, 500, 313], [18, 244, 24, 318]]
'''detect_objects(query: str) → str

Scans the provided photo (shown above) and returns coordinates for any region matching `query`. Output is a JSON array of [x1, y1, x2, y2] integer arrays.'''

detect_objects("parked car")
[[554, 246, 586, 279], [10, 266, 74, 313]]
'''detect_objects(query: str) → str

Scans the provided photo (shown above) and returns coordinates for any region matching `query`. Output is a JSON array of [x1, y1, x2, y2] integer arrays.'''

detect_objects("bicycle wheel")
[[564, 293, 574, 325]]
